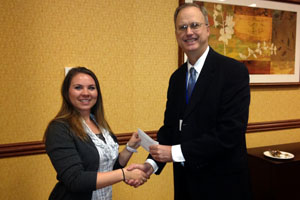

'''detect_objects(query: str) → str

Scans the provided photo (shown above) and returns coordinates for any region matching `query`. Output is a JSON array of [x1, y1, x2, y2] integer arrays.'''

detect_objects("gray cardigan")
[[45, 120, 121, 200]]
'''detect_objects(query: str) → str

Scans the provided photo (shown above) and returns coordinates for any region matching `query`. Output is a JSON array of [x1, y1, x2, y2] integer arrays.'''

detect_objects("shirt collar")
[[187, 46, 210, 74]]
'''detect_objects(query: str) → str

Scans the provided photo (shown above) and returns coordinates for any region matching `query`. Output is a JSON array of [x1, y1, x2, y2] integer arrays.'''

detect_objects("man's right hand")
[[125, 163, 154, 187]]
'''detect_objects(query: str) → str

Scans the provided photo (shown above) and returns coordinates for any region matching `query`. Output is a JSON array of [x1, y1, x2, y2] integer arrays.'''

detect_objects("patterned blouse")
[[82, 118, 119, 200]]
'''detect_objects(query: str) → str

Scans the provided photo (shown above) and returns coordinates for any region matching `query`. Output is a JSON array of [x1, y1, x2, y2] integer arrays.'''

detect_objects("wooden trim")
[[247, 119, 300, 133], [265, 0, 300, 5], [0, 141, 46, 159], [0, 131, 158, 159], [178, 0, 185, 67], [178, 47, 184, 68], [1, 119, 300, 159]]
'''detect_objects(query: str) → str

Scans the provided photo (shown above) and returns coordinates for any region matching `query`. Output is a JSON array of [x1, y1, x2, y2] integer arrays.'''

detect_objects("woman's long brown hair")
[[43, 67, 112, 141]]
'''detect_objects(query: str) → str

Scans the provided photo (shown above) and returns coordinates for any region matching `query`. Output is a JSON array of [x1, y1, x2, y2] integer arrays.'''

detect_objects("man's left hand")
[[149, 144, 172, 162]]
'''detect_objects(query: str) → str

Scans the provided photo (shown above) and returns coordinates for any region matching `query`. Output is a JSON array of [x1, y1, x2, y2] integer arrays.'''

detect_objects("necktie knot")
[[190, 67, 196, 78], [187, 67, 197, 103]]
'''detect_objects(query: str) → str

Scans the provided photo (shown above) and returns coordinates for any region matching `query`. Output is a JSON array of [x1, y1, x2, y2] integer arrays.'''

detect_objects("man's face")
[[175, 6, 210, 56]]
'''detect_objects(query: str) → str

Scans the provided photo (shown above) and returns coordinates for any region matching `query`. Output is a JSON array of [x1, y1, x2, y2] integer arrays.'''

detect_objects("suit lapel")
[[183, 49, 216, 119], [178, 63, 188, 114]]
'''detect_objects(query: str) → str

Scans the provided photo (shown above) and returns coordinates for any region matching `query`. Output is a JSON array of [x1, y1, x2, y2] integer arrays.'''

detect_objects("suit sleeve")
[[45, 121, 97, 192], [153, 70, 185, 174]]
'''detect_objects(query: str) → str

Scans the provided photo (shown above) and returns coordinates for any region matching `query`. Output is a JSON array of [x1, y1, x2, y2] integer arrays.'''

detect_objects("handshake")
[[122, 162, 154, 188], [121, 130, 173, 187], [122, 144, 173, 188]]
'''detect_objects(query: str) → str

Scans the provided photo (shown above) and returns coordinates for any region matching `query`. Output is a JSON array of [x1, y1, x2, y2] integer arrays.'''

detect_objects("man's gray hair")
[[174, 3, 209, 28]]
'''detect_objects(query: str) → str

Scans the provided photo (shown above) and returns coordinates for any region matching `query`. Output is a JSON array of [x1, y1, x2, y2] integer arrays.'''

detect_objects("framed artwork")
[[180, 0, 300, 85]]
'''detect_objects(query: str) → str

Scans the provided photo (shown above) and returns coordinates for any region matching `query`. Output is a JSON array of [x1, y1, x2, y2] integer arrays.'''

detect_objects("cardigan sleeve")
[[45, 121, 97, 193]]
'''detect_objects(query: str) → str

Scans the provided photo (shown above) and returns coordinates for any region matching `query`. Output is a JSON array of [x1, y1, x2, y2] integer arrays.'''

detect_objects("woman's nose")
[[81, 88, 89, 95]]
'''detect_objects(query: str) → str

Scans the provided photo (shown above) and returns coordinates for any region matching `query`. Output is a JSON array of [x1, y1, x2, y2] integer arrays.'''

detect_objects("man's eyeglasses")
[[177, 22, 207, 32]]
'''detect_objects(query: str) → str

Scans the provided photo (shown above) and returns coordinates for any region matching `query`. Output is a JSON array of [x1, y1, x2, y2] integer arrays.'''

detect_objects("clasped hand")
[[124, 163, 153, 187], [123, 166, 148, 187], [125, 144, 172, 188]]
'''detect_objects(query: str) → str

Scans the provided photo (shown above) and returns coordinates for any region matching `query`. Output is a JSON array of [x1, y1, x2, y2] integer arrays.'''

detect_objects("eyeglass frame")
[[176, 22, 208, 32]]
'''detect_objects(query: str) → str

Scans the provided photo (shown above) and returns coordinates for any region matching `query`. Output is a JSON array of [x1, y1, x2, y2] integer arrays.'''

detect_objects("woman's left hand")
[[127, 132, 141, 149]]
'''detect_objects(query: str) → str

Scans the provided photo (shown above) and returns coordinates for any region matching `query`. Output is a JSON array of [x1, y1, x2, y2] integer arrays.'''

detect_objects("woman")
[[44, 67, 147, 200]]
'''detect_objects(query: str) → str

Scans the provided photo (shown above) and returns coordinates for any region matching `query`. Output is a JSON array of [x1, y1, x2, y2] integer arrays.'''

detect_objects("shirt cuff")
[[145, 159, 158, 173], [171, 145, 185, 162]]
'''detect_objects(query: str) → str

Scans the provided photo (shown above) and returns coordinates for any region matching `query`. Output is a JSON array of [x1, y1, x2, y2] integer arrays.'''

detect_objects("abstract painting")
[[183, 0, 300, 84]]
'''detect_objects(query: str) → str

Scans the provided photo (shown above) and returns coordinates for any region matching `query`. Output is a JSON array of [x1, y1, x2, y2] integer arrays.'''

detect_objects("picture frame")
[[180, 0, 300, 85]]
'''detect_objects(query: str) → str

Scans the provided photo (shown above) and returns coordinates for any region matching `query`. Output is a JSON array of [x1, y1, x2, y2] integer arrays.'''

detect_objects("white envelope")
[[137, 128, 159, 152]]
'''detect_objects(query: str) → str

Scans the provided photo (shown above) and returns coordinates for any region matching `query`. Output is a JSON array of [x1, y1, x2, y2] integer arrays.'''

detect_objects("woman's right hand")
[[123, 167, 148, 185], [127, 132, 141, 150]]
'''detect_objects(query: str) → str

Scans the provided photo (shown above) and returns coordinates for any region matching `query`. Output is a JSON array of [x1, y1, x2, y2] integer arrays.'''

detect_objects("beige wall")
[[247, 87, 300, 148], [1, 0, 300, 199], [0, 0, 177, 144], [0, 0, 177, 199]]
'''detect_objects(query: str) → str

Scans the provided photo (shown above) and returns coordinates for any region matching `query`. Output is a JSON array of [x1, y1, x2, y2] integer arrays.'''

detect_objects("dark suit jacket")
[[154, 48, 251, 200], [45, 120, 121, 200]]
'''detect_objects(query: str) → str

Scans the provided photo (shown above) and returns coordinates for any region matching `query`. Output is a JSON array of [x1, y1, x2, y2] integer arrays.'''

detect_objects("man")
[[128, 3, 251, 200]]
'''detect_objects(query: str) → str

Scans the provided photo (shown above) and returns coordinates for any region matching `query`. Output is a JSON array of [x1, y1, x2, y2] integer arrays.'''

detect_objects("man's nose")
[[186, 26, 193, 35]]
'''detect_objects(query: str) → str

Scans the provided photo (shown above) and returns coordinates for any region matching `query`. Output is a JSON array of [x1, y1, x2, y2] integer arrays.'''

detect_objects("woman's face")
[[68, 73, 98, 116]]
